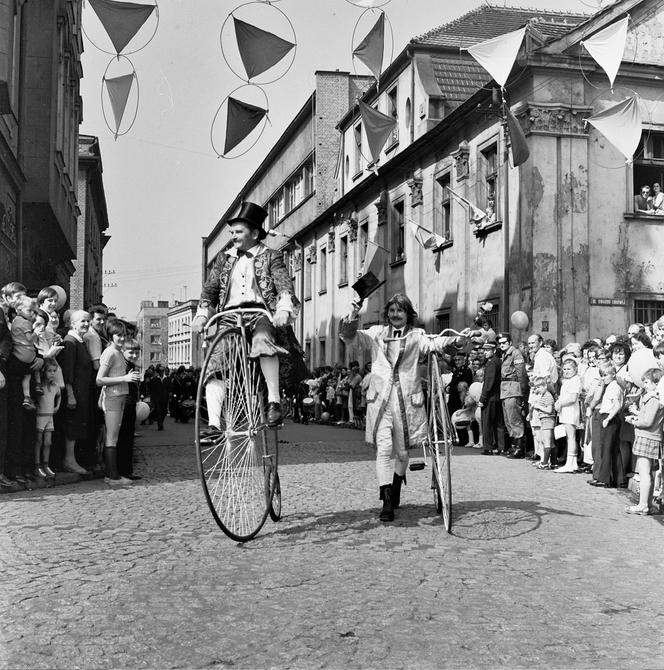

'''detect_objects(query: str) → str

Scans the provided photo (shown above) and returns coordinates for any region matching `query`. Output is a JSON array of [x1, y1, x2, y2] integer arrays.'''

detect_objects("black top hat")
[[352, 271, 385, 301], [227, 201, 269, 240]]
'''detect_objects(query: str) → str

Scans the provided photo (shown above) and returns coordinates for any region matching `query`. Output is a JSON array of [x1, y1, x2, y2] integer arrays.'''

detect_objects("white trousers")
[[374, 399, 409, 487]]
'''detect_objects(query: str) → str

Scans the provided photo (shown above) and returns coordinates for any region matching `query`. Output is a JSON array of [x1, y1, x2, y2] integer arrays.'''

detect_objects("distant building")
[[136, 300, 170, 371], [167, 300, 202, 370], [70, 135, 110, 309]]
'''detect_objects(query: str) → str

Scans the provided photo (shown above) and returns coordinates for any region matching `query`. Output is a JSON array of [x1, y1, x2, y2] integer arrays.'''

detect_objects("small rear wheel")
[[269, 470, 282, 521]]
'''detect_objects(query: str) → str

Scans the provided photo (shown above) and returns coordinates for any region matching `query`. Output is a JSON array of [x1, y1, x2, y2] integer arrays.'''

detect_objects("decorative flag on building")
[[224, 96, 268, 155], [505, 106, 530, 167], [581, 16, 629, 90], [104, 73, 135, 137], [584, 94, 641, 162], [465, 27, 526, 88], [352, 12, 385, 82], [359, 100, 396, 163], [445, 186, 487, 223], [406, 218, 446, 250], [88, 0, 156, 54], [233, 16, 295, 80]]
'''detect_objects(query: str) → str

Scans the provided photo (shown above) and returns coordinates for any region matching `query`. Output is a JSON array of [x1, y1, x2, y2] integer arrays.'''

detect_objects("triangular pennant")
[[224, 96, 267, 154], [505, 107, 530, 167], [233, 16, 295, 79], [407, 218, 445, 249], [581, 17, 628, 90], [88, 0, 155, 54], [352, 13, 385, 81], [359, 100, 396, 163], [467, 27, 526, 88], [584, 94, 641, 162], [446, 186, 487, 222], [104, 73, 134, 133]]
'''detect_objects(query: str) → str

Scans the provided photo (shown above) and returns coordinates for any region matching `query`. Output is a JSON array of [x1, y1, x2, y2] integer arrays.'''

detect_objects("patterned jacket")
[[199, 245, 299, 317]]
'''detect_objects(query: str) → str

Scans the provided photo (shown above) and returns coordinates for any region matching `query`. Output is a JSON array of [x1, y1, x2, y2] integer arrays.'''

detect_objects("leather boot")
[[507, 436, 525, 459], [391, 472, 406, 509], [379, 484, 394, 522]]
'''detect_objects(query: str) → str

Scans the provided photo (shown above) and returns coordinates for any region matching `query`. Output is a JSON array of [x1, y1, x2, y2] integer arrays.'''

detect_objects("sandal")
[[625, 505, 651, 515], [537, 463, 552, 470]]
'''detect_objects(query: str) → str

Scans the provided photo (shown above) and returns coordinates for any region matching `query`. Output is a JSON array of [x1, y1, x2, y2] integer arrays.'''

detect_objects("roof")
[[429, 53, 490, 106], [410, 5, 589, 49]]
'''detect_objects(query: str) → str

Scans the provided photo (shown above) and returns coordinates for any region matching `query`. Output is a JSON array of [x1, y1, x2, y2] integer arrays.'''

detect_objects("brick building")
[[70, 135, 110, 309], [136, 300, 170, 371]]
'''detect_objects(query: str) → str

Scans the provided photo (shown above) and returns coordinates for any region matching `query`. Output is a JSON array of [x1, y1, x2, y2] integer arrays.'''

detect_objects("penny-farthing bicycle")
[[410, 329, 459, 532], [194, 308, 281, 541]]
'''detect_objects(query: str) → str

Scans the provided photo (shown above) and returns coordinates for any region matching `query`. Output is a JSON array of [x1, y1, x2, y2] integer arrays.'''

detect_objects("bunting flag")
[[584, 94, 641, 162], [104, 73, 134, 134], [352, 12, 385, 81], [233, 16, 295, 80], [446, 186, 487, 223], [407, 218, 446, 250], [466, 27, 526, 88], [224, 96, 267, 155], [505, 106, 530, 167], [88, 0, 155, 54], [359, 100, 396, 162], [581, 17, 628, 90], [353, 239, 388, 300]]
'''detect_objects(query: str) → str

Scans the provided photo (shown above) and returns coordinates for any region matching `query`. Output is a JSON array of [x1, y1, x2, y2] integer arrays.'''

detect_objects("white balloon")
[[627, 348, 658, 388], [468, 381, 483, 403], [135, 401, 150, 423]]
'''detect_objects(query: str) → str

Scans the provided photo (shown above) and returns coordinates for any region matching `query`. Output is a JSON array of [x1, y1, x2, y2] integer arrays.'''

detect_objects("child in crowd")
[[10, 295, 39, 410], [528, 375, 555, 469], [624, 368, 664, 514], [0, 281, 26, 322], [34, 359, 61, 479], [555, 357, 582, 473], [32, 309, 64, 395], [117, 337, 141, 480]]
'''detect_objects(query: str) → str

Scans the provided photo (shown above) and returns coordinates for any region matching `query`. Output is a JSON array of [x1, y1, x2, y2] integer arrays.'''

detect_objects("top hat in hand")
[[227, 201, 269, 240]]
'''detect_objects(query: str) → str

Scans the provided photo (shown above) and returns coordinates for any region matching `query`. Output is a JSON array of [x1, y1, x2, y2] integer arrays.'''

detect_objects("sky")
[[79, 0, 606, 321]]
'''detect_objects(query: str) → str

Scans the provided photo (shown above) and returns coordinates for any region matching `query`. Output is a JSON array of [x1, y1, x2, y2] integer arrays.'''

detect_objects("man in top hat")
[[192, 201, 299, 427]]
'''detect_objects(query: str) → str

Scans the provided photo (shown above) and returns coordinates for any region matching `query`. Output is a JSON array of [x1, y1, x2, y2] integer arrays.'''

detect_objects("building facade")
[[167, 299, 202, 370], [136, 300, 170, 371], [70, 135, 110, 309], [204, 0, 664, 368]]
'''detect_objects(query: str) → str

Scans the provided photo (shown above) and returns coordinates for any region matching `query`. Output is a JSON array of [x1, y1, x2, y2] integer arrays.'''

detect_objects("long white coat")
[[340, 318, 458, 450]]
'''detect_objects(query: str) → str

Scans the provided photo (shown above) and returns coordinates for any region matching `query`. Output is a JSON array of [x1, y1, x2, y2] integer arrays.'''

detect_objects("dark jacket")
[[0, 308, 11, 376], [480, 354, 502, 404]]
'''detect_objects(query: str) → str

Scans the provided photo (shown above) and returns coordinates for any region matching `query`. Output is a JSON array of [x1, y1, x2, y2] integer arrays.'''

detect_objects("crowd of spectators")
[[0, 282, 198, 491]]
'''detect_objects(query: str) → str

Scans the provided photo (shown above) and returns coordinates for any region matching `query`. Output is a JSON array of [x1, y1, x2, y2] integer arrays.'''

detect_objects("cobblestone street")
[[1, 419, 662, 669]]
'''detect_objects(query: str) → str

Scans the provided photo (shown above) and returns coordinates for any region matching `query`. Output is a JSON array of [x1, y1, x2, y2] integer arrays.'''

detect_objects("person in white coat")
[[339, 293, 470, 522]]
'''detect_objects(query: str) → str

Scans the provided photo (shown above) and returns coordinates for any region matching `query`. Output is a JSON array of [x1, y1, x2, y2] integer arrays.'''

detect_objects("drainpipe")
[[502, 119, 510, 332], [296, 238, 305, 346]]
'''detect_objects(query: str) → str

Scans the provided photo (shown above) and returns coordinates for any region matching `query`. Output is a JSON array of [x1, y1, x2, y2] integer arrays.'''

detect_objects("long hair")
[[382, 293, 417, 326]]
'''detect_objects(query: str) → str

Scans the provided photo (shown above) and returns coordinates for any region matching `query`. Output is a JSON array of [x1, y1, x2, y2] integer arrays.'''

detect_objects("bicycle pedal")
[[409, 462, 425, 471]]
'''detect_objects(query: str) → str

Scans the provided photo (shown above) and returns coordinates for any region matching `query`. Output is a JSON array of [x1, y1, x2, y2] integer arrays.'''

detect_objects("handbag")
[[553, 423, 566, 440]]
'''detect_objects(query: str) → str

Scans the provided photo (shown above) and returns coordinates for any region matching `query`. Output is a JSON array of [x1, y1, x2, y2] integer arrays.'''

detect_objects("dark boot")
[[379, 484, 394, 522], [391, 472, 406, 509], [507, 437, 525, 459]]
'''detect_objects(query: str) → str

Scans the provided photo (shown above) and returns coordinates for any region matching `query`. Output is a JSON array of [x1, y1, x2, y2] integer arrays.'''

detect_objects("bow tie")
[[393, 330, 402, 338], [237, 249, 253, 258]]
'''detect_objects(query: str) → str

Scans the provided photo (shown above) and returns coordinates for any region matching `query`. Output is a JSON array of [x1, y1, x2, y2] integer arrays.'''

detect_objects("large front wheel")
[[194, 327, 277, 541]]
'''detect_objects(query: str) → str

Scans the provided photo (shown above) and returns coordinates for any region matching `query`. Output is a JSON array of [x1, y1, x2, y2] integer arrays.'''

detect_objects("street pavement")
[[1, 418, 662, 670]]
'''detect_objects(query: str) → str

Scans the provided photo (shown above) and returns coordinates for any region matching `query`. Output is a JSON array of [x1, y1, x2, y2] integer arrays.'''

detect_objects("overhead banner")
[[224, 96, 267, 155], [466, 27, 526, 88], [88, 0, 155, 54], [353, 12, 385, 81], [581, 16, 628, 90], [359, 100, 396, 163], [104, 73, 134, 133], [584, 94, 641, 162], [233, 16, 295, 80]]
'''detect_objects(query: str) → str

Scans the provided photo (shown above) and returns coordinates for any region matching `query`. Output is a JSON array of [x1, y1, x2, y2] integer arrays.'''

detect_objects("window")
[[319, 338, 326, 366], [479, 300, 500, 332], [633, 132, 664, 212], [391, 200, 405, 262], [305, 339, 312, 367], [435, 312, 450, 333], [150, 335, 161, 345], [149, 318, 161, 328], [267, 156, 315, 225], [481, 144, 498, 216], [354, 122, 362, 175], [339, 236, 348, 285], [633, 298, 664, 324], [436, 172, 452, 241], [387, 86, 398, 145], [319, 247, 327, 293], [304, 258, 312, 300], [150, 352, 160, 362], [359, 222, 369, 266]]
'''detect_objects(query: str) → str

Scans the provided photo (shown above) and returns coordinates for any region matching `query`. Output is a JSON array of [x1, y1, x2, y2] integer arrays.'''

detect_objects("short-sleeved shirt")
[[599, 380, 623, 414], [99, 347, 128, 397]]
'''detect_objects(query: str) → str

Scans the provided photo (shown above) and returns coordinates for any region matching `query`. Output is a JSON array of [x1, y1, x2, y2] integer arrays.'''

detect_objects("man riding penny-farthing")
[[191, 201, 304, 541]]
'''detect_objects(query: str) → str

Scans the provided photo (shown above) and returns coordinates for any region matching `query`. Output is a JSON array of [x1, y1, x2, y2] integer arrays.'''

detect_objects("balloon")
[[48, 285, 67, 310], [135, 401, 150, 423], [627, 348, 658, 388], [468, 381, 483, 403], [510, 310, 529, 330], [320, 411, 330, 423]]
